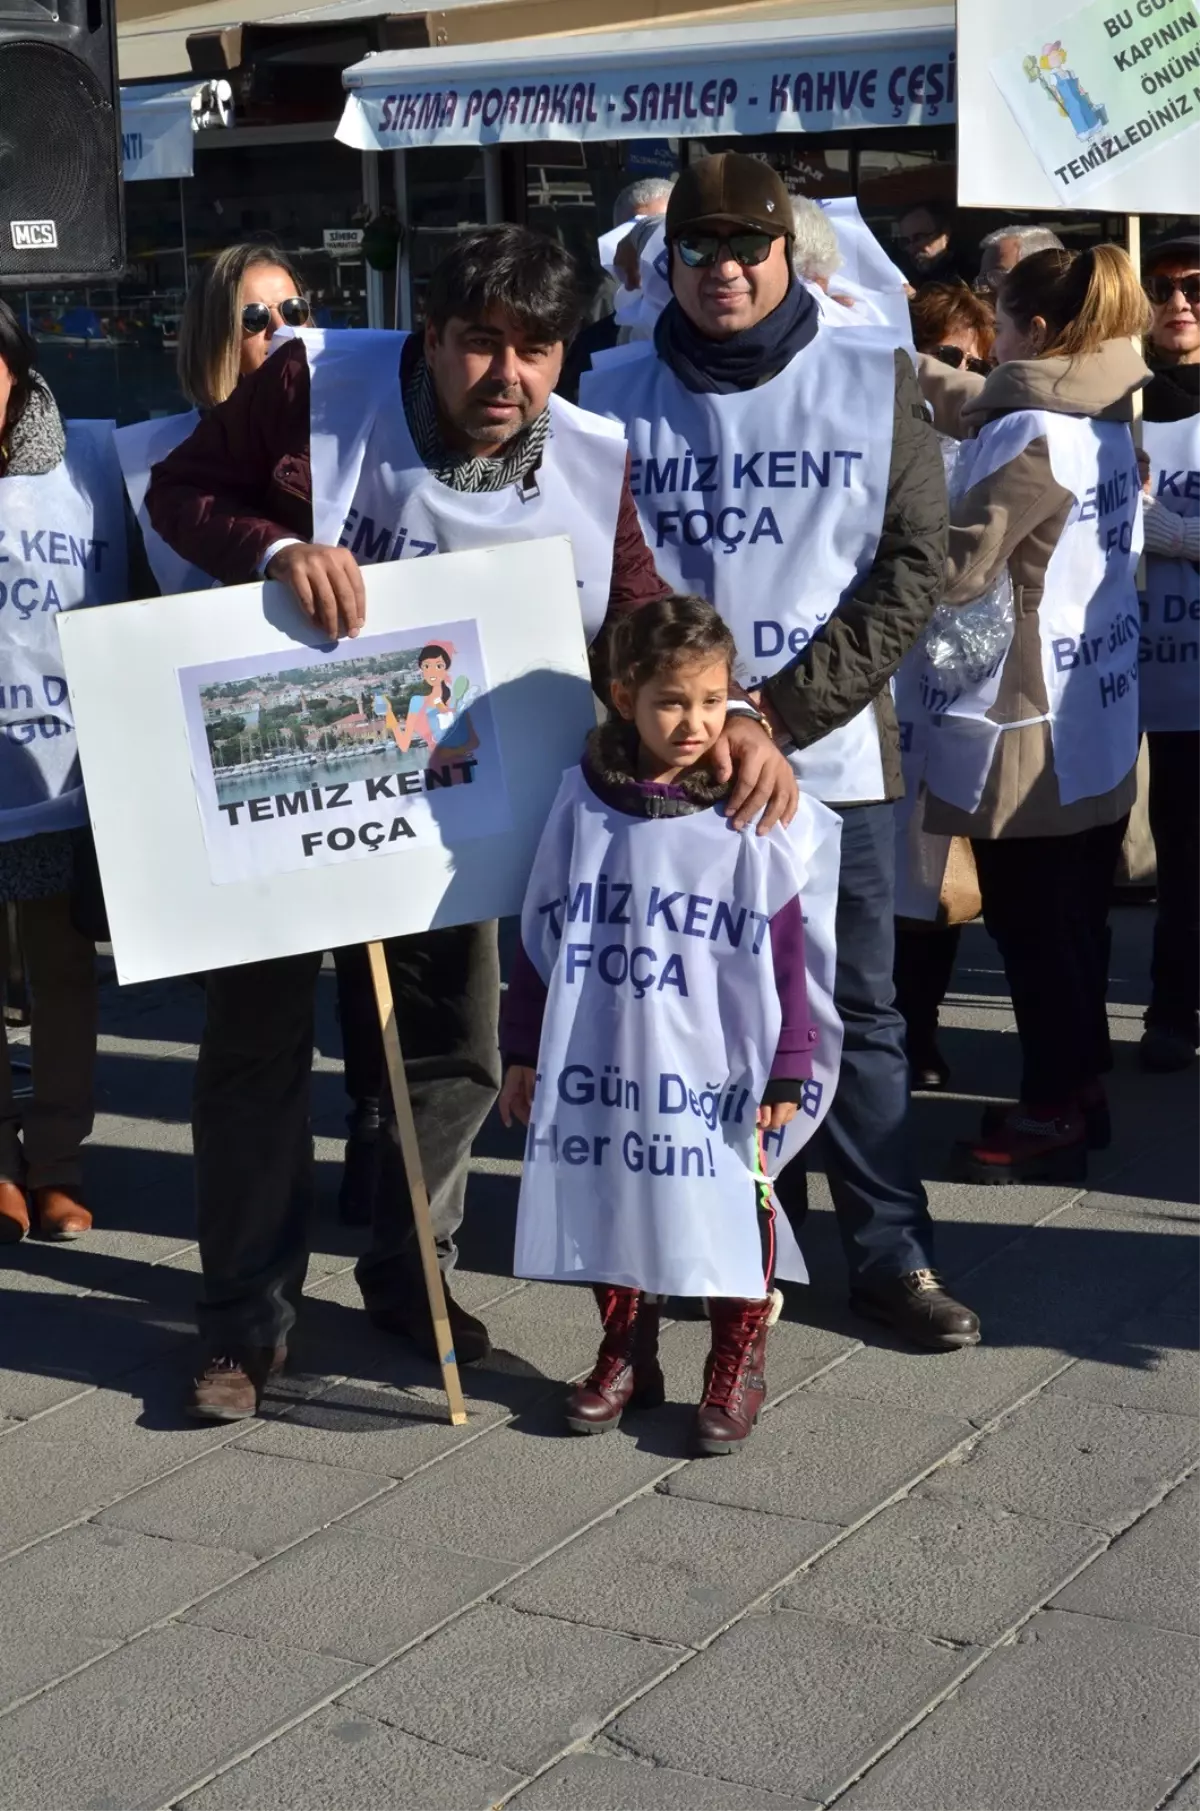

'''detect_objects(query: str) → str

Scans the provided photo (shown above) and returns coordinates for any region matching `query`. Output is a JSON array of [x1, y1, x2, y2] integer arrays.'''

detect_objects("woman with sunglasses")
[[120, 246, 385, 1229], [115, 244, 310, 598], [917, 245, 1150, 1183], [909, 282, 995, 438], [1137, 231, 1200, 1074]]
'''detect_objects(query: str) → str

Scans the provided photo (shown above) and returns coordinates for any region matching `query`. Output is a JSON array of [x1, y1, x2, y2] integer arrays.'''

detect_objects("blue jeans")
[[794, 801, 935, 1283]]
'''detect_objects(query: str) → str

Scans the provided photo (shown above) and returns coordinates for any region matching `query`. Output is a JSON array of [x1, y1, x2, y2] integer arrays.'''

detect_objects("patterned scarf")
[[403, 350, 551, 493], [0, 373, 66, 478]]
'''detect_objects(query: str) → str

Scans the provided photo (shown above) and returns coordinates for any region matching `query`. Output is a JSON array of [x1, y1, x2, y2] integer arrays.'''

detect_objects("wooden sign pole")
[[1128, 214, 1148, 591], [366, 940, 468, 1426]]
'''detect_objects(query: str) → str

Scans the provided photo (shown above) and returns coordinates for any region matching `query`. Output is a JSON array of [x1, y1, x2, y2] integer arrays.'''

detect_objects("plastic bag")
[[923, 436, 1015, 687]]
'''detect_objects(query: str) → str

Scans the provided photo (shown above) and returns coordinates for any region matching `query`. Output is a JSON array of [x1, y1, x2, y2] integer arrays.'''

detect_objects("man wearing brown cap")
[[583, 152, 981, 1368]]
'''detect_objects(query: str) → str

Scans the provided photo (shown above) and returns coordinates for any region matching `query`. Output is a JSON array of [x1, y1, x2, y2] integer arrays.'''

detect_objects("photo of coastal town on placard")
[[182, 623, 493, 811]]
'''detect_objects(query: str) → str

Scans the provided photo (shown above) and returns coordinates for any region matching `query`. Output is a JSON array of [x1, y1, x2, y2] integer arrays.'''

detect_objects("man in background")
[[562, 177, 677, 399], [895, 203, 970, 287], [977, 224, 1064, 292]]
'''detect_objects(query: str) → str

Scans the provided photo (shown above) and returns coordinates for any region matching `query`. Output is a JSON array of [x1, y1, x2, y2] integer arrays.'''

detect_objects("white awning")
[[337, 6, 956, 151], [119, 79, 232, 180]]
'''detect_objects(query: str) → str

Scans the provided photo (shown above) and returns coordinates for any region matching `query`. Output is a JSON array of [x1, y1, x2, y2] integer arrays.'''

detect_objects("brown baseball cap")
[[665, 152, 792, 241]]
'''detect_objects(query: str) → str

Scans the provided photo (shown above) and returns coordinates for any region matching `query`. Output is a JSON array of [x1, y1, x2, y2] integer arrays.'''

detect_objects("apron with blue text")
[[922, 410, 1141, 814], [301, 329, 628, 645], [581, 331, 896, 802], [114, 410, 214, 597], [1140, 416, 1200, 733], [0, 421, 128, 839], [513, 767, 844, 1298]]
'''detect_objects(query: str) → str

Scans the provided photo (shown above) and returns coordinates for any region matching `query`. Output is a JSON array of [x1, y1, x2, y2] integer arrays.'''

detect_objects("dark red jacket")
[[145, 339, 669, 643]]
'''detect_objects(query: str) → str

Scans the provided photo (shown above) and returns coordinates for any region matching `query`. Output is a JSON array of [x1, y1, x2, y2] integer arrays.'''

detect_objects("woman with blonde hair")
[[176, 242, 309, 413], [914, 243, 1150, 1182], [115, 243, 308, 596]]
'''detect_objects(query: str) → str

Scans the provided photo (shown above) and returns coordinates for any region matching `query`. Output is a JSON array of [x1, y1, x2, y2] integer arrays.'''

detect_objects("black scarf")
[[1143, 361, 1200, 423], [653, 278, 819, 396]]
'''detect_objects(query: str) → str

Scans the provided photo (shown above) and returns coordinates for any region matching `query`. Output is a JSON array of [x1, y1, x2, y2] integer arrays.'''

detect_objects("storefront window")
[[32, 136, 368, 423], [406, 147, 488, 323], [523, 139, 681, 312], [694, 136, 854, 201]]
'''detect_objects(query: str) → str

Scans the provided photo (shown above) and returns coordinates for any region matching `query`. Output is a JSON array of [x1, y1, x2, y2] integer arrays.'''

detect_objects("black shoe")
[[850, 1269, 981, 1350], [907, 1037, 950, 1092], [368, 1289, 491, 1365], [1140, 1028, 1198, 1074]]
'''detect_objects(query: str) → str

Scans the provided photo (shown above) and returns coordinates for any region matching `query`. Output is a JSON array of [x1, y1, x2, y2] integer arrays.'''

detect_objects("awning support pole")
[[362, 149, 384, 329], [483, 145, 503, 224], [393, 148, 411, 330]]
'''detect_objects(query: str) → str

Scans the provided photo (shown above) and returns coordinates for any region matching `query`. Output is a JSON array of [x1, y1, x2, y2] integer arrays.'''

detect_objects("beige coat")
[[924, 340, 1150, 841], [915, 353, 986, 440]]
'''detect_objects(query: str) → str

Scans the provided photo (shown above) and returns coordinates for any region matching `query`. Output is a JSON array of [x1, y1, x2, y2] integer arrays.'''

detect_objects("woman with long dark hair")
[[0, 301, 141, 1242]]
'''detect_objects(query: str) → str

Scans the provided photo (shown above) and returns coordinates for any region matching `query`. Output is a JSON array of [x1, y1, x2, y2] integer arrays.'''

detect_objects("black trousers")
[[192, 922, 501, 1350], [893, 920, 962, 1057], [971, 819, 1128, 1107], [1146, 731, 1199, 1044], [332, 943, 385, 1106]]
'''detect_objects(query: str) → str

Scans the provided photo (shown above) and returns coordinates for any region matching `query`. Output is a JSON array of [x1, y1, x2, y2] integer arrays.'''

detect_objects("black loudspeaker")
[[0, 0, 124, 285]]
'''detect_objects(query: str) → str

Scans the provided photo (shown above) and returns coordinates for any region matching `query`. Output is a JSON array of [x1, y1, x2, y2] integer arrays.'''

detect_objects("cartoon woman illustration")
[[1024, 42, 1108, 140], [382, 641, 479, 764]]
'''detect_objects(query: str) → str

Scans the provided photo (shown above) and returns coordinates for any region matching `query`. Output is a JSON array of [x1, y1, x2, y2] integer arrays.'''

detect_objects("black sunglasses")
[[1144, 273, 1200, 306], [934, 344, 991, 376], [241, 296, 310, 335], [675, 231, 778, 269]]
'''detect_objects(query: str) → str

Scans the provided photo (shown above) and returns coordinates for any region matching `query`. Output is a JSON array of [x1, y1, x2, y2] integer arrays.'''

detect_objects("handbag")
[[938, 836, 982, 927]]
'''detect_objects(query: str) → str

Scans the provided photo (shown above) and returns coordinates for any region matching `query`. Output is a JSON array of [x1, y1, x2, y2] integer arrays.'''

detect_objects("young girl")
[[498, 595, 840, 1456]]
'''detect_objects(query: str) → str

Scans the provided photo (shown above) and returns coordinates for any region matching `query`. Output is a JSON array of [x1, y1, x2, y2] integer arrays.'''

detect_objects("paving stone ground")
[[0, 911, 1196, 1811]]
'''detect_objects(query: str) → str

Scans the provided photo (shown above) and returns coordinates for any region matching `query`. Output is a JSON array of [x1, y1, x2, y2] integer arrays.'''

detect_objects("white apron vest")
[[581, 332, 896, 803], [922, 410, 1142, 814], [0, 421, 128, 840], [513, 770, 843, 1298], [114, 410, 214, 597], [1140, 416, 1200, 733], [300, 329, 628, 646]]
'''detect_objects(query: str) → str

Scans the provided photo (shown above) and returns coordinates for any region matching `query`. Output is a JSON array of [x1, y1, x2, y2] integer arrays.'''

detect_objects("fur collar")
[[581, 719, 730, 818]]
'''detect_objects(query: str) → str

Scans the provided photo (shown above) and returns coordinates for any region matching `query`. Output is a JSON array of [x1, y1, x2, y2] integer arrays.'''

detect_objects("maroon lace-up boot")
[[564, 1286, 665, 1435], [693, 1295, 772, 1456]]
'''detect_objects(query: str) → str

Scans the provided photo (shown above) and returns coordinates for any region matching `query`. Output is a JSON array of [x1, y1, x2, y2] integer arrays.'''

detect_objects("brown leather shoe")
[[565, 1287, 665, 1435], [0, 1180, 30, 1244], [850, 1269, 981, 1351], [368, 1287, 491, 1366], [33, 1187, 92, 1241], [693, 1296, 772, 1457], [186, 1348, 279, 1422]]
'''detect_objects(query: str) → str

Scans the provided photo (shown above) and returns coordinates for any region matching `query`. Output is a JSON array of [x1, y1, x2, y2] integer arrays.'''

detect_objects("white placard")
[[58, 539, 596, 985], [957, 0, 1200, 212]]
